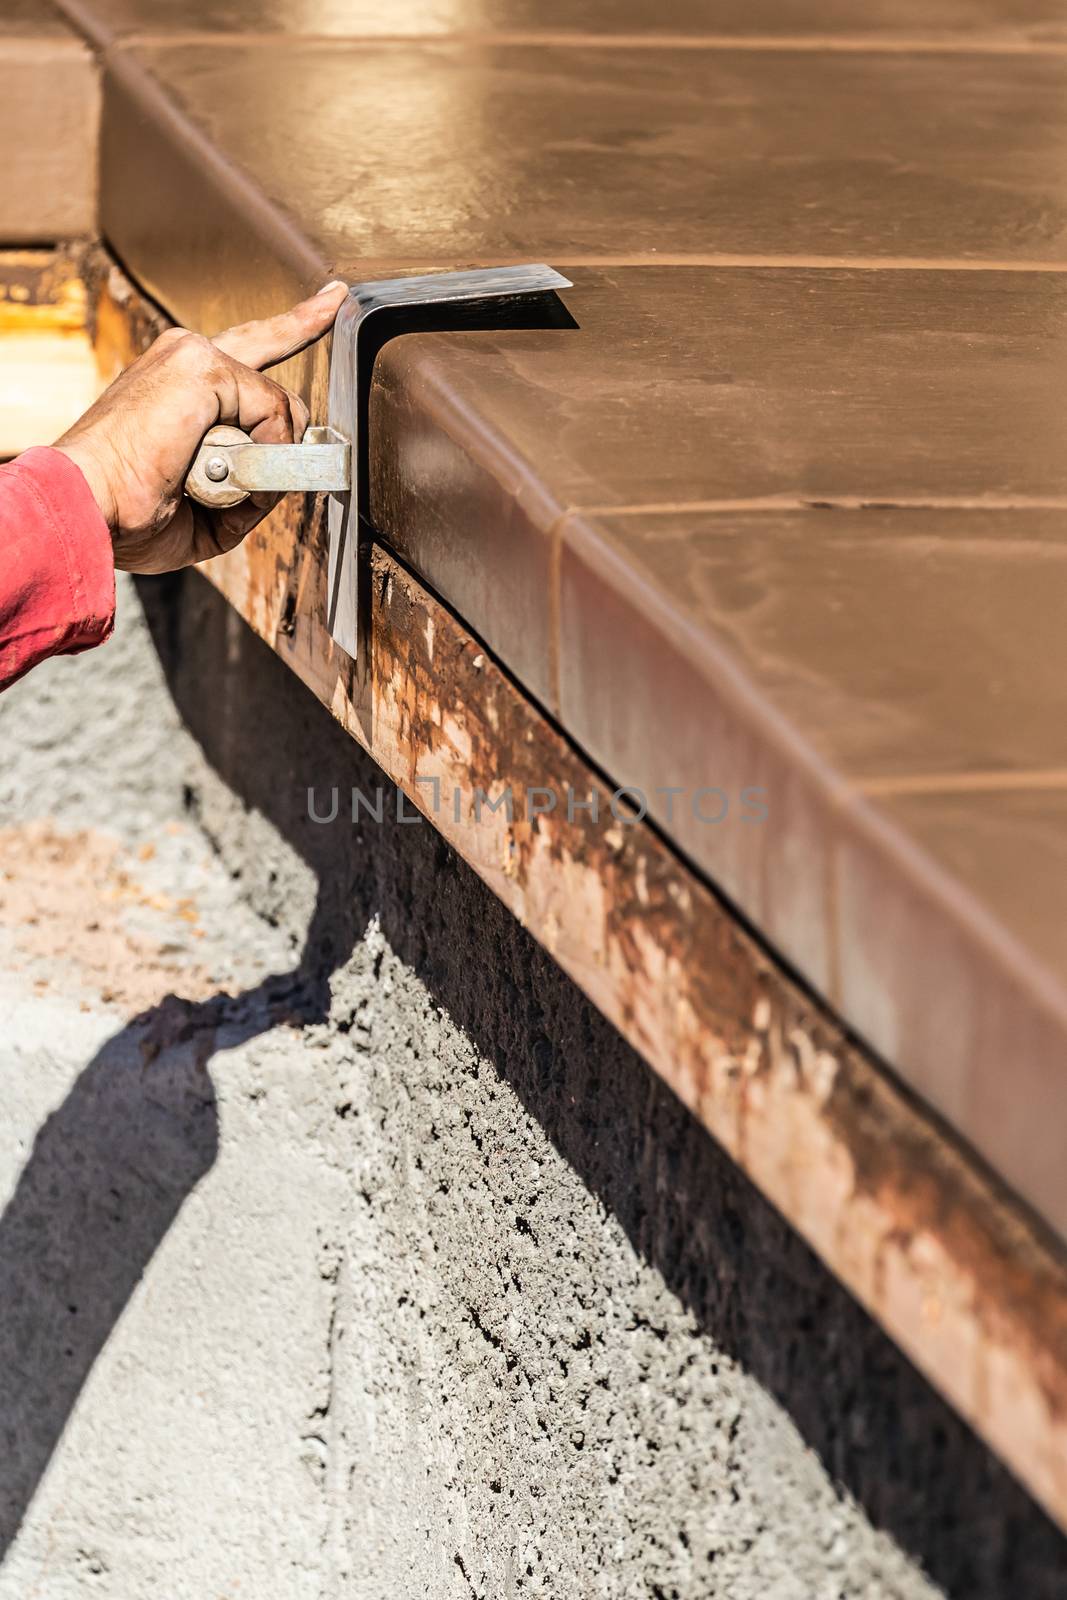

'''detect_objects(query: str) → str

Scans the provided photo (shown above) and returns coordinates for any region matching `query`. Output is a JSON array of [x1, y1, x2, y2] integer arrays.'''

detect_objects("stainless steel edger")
[[186, 264, 573, 660]]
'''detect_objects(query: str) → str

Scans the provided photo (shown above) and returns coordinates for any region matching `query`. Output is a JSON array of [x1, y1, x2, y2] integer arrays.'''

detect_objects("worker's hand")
[[54, 281, 349, 574]]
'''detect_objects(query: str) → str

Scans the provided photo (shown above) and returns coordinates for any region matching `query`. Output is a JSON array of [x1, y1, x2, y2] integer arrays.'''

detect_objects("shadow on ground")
[[0, 999, 220, 1553], [0, 563, 1064, 1593], [0, 942, 333, 1557]]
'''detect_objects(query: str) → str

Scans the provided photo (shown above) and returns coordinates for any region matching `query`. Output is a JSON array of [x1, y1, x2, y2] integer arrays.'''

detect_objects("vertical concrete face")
[[0, 574, 1064, 1597]]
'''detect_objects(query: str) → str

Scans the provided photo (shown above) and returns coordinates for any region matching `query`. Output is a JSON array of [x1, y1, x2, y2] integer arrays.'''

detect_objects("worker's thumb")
[[212, 281, 348, 371]]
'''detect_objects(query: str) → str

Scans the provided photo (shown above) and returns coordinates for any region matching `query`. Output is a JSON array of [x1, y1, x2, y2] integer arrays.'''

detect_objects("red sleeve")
[[0, 446, 115, 693]]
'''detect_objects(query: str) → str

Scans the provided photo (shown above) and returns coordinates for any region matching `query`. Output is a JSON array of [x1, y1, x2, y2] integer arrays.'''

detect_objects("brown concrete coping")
[[0, 3, 98, 243], [24, 6, 1060, 1258], [367, 263, 1067, 699], [88, 27, 1067, 1245], [361, 265, 1067, 1254], [84, 245, 1067, 1536]]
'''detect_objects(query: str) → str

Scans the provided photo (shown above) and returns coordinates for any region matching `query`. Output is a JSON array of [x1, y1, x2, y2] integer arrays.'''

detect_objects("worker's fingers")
[[211, 282, 348, 372], [246, 387, 309, 446], [247, 388, 300, 447], [212, 357, 306, 443]]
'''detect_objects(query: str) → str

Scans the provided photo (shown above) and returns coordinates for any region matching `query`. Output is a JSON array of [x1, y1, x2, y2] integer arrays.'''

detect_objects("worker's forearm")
[[0, 446, 115, 693]]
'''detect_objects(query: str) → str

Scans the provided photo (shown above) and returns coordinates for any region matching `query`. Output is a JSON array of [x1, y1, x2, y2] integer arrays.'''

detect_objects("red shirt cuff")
[[0, 446, 115, 690]]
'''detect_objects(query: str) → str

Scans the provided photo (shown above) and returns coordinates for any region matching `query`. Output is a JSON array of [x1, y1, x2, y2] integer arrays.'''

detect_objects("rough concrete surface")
[[0, 571, 1064, 1598]]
